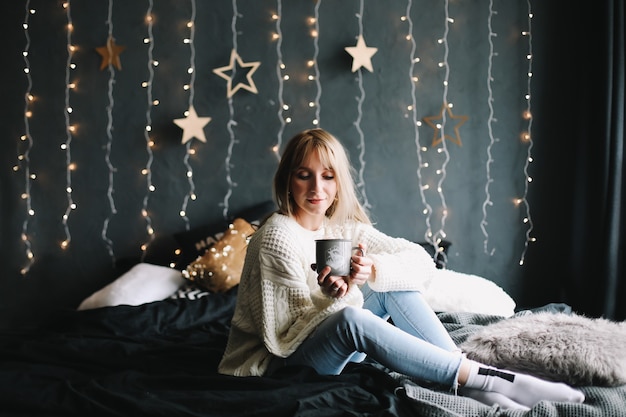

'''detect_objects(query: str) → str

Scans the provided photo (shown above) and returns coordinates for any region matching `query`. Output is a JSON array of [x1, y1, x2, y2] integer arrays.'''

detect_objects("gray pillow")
[[460, 311, 626, 387]]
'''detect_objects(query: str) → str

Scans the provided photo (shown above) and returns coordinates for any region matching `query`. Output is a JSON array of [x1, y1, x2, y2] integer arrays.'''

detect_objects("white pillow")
[[77, 263, 185, 310], [423, 269, 516, 317]]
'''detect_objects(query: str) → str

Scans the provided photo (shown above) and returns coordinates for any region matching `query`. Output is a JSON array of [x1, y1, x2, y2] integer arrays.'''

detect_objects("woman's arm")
[[254, 224, 361, 357], [355, 224, 437, 292]]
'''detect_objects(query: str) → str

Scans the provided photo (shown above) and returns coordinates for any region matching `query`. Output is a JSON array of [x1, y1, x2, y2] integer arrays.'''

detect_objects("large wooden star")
[[174, 105, 211, 144], [423, 104, 469, 147], [212, 49, 261, 98], [345, 35, 378, 72], [96, 36, 125, 71]]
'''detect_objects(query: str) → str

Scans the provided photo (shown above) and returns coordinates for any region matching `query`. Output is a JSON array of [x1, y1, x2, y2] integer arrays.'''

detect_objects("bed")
[[2, 202, 625, 417]]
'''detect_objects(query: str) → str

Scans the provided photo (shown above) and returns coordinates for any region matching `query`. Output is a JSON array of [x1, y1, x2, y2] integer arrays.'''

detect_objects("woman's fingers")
[[349, 247, 373, 285], [329, 279, 348, 297], [317, 267, 348, 297]]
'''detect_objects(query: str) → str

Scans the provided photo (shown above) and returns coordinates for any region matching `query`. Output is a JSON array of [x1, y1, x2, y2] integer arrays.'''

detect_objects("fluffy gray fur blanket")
[[460, 311, 626, 387]]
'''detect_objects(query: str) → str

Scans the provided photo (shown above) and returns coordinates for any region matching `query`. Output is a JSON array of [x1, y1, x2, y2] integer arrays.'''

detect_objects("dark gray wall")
[[1, 0, 566, 328]]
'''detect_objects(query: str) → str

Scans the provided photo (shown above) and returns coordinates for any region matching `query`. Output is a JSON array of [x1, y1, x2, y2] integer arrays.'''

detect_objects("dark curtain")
[[524, 1, 625, 320], [593, 0, 626, 319], [572, 0, 625, 320], [600, 0, 626, 319]]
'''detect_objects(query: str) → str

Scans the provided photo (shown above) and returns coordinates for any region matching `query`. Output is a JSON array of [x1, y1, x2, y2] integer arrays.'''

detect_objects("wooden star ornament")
[[345, 35, 378, 72], [96, 36, 125, 71], [174, 105, 211, 144], [423, 104, 469, 147], [213, 49, 261, 98]]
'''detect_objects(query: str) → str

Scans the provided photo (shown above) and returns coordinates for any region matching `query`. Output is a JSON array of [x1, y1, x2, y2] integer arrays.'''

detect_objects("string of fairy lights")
[[101, 0, 119, 265], [271, 1, 285, 161], [430, 0, 453, 251], [17, 1, 35, 275], [13, 1, 535, 276], [480, 0, 498, 256], [220, 0, 240, 219], [61, 1, 76, 254], [179, 0, 198, 229], [407, 0, 456, 258], [352, 0, 371, 210], [139, 0, 156, 261], [518, 2, 535, 265], [311, 0, 322, 126], [270, 1, 322, 162], [481, 1, 536, 264], [403, 1, 435, 250]]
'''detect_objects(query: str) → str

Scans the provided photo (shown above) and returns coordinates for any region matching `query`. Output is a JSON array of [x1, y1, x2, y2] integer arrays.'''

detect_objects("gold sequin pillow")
[[182, 218, 255, 293]]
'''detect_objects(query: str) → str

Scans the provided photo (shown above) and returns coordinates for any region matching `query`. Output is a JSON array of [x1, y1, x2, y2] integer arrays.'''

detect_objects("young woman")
[[218, 128, 585, 410]]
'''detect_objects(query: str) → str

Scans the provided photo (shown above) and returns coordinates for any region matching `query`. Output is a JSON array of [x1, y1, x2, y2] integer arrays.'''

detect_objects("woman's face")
[[290, 151, 337, 230]]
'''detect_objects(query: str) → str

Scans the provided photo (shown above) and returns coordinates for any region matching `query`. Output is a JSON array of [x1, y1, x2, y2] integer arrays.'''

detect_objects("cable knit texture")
[[218, 213, 436, 376]]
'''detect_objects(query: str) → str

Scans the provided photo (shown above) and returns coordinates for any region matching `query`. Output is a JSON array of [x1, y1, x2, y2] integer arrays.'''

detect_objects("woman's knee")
[[337, 306, 367, 322], [335, 306, 381, 331]]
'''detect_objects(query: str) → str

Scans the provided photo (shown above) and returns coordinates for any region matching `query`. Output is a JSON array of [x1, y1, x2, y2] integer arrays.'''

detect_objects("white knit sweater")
[[217, 212, 437, 376]]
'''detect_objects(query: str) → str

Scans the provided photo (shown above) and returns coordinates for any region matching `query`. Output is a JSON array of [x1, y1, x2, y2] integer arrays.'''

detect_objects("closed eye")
[[295, 172, 311, 180], [293, 169, 334, 181]]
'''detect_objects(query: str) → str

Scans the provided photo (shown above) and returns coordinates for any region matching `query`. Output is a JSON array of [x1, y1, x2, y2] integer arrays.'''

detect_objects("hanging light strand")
[[221, 0, 240, 219], [140, 0, 156, 259], [432, 0, 453, 250], [404, 1, 434, 247], [61, 0, 75, 253], [352, 0, 370, 209], [101, 0, 118, 265], [179, 0, 198, 230], [311, 0, 322, 126], [480, 0, 497, 256], [18, 2, 36, 275], [272, 1, 285, 160], [519, 3, 535, 266]]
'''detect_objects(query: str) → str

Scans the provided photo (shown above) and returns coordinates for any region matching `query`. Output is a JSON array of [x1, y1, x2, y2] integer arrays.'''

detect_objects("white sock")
[[463, 361, 585, 408], [460, 387, 530, 411]]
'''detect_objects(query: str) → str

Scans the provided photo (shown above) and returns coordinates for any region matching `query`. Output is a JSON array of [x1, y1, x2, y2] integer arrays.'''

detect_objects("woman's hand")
[[312, 243, 373, 298], [348, 243, 372, 286], [315, 265, 349, 298]]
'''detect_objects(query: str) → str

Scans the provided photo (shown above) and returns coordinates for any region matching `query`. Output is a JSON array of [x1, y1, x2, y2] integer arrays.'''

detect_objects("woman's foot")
[[462, 361, 585, 408]]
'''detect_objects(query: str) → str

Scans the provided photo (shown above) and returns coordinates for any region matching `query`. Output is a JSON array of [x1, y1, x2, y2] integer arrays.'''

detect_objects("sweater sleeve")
[[354, 223, 437, 293], [255, 223, 361, 358]]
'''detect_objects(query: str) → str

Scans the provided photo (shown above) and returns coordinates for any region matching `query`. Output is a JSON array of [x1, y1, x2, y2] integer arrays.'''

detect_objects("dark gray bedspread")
[[1, 291, 623, 417]]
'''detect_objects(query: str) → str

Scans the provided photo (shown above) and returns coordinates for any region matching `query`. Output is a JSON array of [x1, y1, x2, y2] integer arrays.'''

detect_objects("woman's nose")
[[310, 176, 323, 192]]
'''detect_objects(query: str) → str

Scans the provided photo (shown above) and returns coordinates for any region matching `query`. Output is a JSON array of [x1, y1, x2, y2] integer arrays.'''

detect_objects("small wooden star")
[[174, 105, 211, 144], [96, 36, 125, 71], [423, 104, 469, 147], [345, 35, 378, 72], [212, 49, 261, 98]]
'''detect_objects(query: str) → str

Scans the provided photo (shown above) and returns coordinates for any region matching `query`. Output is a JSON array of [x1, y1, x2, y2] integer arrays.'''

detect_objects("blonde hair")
[[273, 128, 371, 226]]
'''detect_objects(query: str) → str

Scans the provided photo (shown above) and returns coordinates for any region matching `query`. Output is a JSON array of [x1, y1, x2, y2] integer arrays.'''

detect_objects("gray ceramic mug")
[[315, 239, 360, 276]]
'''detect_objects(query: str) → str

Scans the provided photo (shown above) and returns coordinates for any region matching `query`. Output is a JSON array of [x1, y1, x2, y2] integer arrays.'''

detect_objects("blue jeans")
[[267, 284, 463, 388]]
